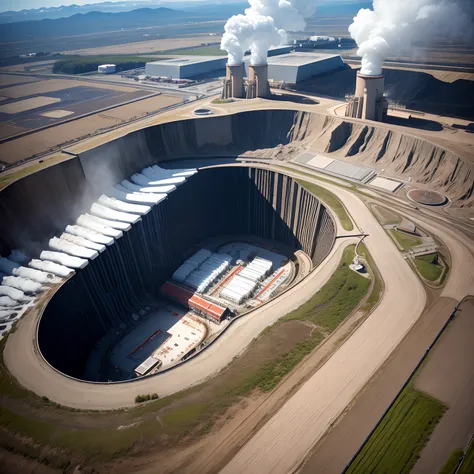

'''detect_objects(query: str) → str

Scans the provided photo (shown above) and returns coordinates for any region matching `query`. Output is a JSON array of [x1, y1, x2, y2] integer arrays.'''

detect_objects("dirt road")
[[4, 228, 353, 409], [220, 180, 428, 474], [299, 296, 457, 474], [412, 297, 474, 474]]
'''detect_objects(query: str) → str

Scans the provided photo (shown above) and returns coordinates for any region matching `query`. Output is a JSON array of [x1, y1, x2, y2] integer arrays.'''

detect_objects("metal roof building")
[[244, 52, 344, 84], [145, 56, 227, 79]]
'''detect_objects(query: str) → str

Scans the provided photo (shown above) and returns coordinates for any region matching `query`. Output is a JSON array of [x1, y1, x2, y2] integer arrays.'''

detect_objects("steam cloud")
[[349, 0, 474, 76], [221, 0, 316, 65]]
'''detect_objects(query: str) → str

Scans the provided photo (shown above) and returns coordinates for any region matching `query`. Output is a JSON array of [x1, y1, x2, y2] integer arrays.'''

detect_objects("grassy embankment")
[[52, 55, 160, 74], [0, 244, 378, 468], [412, 253, 445, 282], [296, 179, 354, 231], [440, 449, 464, 474], [459, 441, 474, 474], [346, 383, 447, 474], [388, 228, 423, 250], [373, 205, 400, 225]]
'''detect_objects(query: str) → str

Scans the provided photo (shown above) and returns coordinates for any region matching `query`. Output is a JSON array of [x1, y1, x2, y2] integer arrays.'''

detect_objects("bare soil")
[[67, 35, 222, 56], [1, 79, 138, 99], [412, 297, 474, 474], [298, 296, 457, 474], [0, 93, 182, 164]]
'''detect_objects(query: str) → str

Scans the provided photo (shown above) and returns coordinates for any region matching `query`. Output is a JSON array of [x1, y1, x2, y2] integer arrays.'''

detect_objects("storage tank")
[[98, 64, 116, 74]]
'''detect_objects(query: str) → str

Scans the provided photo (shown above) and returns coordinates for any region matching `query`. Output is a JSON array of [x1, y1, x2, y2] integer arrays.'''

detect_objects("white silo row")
[[2, 275, 43, 294], [0, 296, 17, 307], [12, 266, 60, 284], [120, 179, 176, 195], [90, 203, 140, 224], [40, 250, 88, 269], [29, 259, 74, 277], [49, 237, 99, 260], [60, 233, 106, 253], [86, 214, 131, 232], [0, 285, 30, 302], [65, 225, 114, 245], [77, 215, 123, 239], [98, 195, 150, 215]]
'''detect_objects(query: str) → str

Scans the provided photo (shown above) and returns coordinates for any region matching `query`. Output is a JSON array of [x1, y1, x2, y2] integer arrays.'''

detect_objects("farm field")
[[346, 384, 446, 474], [412, 298, 474, 474], [0, 93, 183, 164]]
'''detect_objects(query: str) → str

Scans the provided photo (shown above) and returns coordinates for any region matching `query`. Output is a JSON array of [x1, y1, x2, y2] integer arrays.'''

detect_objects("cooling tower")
[[346, 71, 388, 122], [222, 63, 245, 99], [246, 64, 270, 99]]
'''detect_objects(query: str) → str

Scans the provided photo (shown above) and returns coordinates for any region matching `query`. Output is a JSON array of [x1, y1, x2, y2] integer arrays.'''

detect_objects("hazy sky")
[[1, 0, 163, 12]]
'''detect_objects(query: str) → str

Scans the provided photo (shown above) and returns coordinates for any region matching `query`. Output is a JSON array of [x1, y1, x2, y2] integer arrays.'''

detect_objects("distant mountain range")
[[0, 1, 370, 24], [1, 1, 370, 47], [0, 1, 247, 24]]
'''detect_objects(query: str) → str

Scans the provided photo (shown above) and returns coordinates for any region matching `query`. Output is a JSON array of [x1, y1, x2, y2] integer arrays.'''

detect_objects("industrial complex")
[[144, 56, 227, 79], [244, 52, 345, 84], [0, 2, 473, 472]]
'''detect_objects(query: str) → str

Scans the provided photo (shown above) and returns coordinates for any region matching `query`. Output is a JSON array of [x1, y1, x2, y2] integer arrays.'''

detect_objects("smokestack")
[[222, 63, 245, 99], [346, 71, 387, 122], [246, 64, 270, 99]]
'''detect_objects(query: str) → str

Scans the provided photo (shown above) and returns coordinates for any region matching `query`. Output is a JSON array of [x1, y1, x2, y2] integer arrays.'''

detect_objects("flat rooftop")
[[146, 56, 226, 66], [245, 52, 341, 67]]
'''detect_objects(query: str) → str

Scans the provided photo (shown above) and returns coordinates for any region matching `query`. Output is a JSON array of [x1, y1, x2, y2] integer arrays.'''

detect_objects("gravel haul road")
[[220, 179, 428, 474]]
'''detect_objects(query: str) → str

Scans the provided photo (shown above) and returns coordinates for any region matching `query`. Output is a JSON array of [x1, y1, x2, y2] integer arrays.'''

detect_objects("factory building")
[[145, 56, 227, 79], [244, 53, 344, 84]]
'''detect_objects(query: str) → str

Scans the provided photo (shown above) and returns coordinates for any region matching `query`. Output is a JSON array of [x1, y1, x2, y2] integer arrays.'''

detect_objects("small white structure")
[[98, 64, 116, 74]]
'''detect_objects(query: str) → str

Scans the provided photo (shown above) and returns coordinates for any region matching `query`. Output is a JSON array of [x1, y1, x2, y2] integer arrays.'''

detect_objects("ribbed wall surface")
[[38, 167, 335, 380]]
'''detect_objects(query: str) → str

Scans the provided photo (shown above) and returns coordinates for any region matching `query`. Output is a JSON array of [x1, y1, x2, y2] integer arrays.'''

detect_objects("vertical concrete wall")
[[36, 167, 335, 380]]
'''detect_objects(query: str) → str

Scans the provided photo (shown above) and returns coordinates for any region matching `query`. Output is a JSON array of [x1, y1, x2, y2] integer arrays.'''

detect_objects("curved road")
[[4, 213, 353, 410], [4, 161, 472, 424], [220, 171, 474, 474]]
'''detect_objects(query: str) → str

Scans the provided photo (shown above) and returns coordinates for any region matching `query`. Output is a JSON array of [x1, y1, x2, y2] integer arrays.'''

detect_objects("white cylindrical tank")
[[98, 64, 116, 74]]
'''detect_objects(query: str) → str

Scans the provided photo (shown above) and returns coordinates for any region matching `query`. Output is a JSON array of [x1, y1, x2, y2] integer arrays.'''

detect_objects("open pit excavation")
[[0, 106, 472, 451]]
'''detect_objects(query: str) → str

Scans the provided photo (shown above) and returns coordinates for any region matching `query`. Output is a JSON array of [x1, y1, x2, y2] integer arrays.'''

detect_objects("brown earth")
[[0, 74, 39, 86], [99, 275, 377, 474], [412, 297, 474, 474], [0, 79, 138, 99], [0, 93, 182, 164], [0, 448, 60, 474], [66, 34, 222, 56], [298, 296, 457, 474]]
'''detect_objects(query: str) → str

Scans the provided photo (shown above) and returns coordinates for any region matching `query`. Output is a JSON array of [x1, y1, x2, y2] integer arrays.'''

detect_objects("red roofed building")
[[160, 280, 228, 323]]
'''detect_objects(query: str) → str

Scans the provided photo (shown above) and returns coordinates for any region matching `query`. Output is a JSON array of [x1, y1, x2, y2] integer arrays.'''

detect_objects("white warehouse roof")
[[145, 56, 227, 79], [244, 52, 344, 83]]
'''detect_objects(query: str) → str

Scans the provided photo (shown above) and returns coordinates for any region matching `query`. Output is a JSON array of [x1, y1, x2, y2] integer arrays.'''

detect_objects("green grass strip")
[[284, 245, 370, 331], [413, 256, 444, 282], [347, 385, 447, 474], [297, 179, 353, 231], [440, 449, 464, 474], [459, 441, 474, 474], [388, 229, 423, 250]]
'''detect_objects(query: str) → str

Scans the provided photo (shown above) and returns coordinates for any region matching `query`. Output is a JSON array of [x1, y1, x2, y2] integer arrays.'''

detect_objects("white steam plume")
[[349, 0, 474, 76], [221, 0, 316, 65]]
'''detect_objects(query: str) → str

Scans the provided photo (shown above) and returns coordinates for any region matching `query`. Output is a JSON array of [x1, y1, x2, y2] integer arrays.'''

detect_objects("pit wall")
[[0, 110, 470, 255], [37, 168, 335, 379]]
